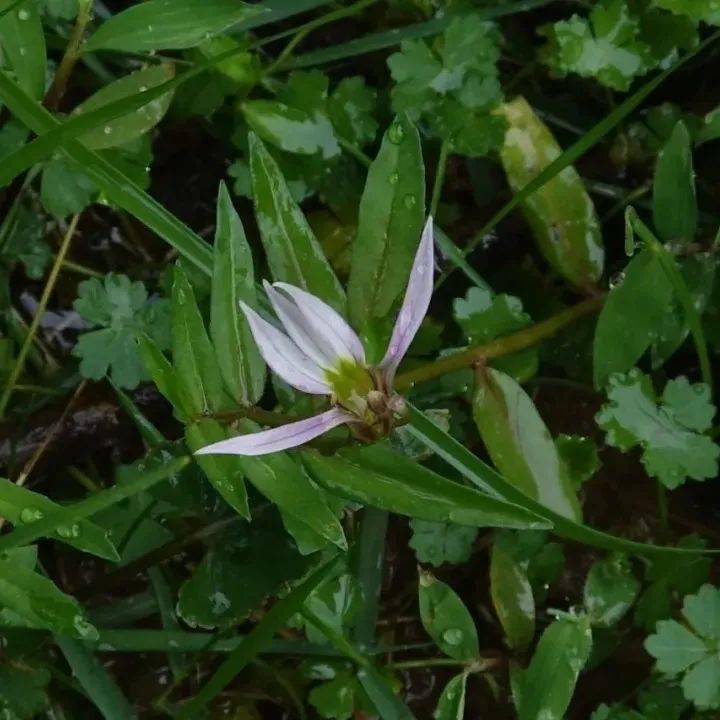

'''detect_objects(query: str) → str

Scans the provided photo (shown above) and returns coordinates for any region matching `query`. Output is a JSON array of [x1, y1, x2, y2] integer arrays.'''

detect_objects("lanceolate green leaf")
[[248, 132, 346, 311], [171, 264, 229, 415], [302, 445, 549, 530], [84, 0, 264, 53], [593, 248, 674, 389], [0, 0, 46, 100], [0, 553, 97, 639], [210, 184, 265, 406], [512, 614, 592, 720], [0, 456, 190, 553], [72, 63, 176, 150], [0, 70, 214, 276], [347, 113, 425, 357], [0, 478, 119, 561], [407, 404, 717, 557], [653, 121, 697, 244], [473, 367, 582, 521]]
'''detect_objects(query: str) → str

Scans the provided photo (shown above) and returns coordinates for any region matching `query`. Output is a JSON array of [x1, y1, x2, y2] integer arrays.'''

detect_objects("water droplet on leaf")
[[388, 121, 405, 144], [442, 628, 464, 645], [20, 508, 43, 524]]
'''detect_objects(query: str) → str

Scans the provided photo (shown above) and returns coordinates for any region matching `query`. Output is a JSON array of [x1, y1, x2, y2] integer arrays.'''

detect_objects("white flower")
[[196, 217, 434, 456]]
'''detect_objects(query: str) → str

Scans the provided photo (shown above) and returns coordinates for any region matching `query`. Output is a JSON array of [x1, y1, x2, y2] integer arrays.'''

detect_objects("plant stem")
[[45, 0, 94, 109], [395, 295, 603, 390], [430, 140, 450, 218], [61, 258, 103, 278], [386, 658, 469, 670], [0, 214, 80, 417], [657, 483, 669, 533], [264, 0, 381, 76]]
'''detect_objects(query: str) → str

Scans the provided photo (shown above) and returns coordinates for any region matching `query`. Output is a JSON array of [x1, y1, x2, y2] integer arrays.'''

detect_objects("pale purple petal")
[[240, 302, 331, 395], [379, 216, 434, 384], [263, 281, 337, 370], [274, 282, 366, 365], [194, 407, 354, 456]]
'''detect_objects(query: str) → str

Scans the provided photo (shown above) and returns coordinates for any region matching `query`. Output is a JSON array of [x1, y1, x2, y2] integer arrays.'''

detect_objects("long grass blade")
[[406, 405, 718, 557]]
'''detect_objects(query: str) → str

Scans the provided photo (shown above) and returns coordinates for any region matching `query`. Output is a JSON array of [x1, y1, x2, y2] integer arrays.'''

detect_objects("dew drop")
[[19, 47, 27, 56], [416, 263, 425, 275], [147, 24, 154, 31], [73, 614, 96, 638], [388, 121, 405, 144], [389, 172, 399, 185], [57, 523, 81, 539], [103, 126, 113, 135], [20, 507, 43, 524], [403, 194, 417, 209], [17, 8, 29, 20], [442, 628, 464, 645]]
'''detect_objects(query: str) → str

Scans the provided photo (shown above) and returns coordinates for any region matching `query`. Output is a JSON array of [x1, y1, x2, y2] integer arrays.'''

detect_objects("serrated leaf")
[[40, 158, 97, 218], [596, 369, 719, 488], [408, 520, 477, 567]]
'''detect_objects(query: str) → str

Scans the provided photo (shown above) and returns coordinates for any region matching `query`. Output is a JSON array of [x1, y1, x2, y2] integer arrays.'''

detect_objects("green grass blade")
[[55, 637, 136, 720], [178, 554, 342, 718], [437, 30, 720, 287], [285, 0, 553, 69], [406, 404, 717, 557], [0, 456, 190, 553], [0, 70, 213, 275]]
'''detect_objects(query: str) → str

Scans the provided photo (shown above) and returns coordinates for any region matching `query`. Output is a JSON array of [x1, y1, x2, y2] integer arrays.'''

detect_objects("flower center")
[[324, 357, 375, 413]]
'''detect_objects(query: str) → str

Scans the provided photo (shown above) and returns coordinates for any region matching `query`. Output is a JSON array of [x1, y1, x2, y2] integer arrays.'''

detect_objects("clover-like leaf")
[[72, 273, 170, 389], [596, 369, 719, 489]]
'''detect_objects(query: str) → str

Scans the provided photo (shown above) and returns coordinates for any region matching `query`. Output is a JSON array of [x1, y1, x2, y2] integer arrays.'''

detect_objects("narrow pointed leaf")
[[84, 0, 264, 53], [237, 424, 347, 551], [171, 264, 229, 414], [0, 552, 97, 639], [210, 183, 265, 405], [347, 113, 425, 358], [302, 445, 550, 530], [185, 420, 250, 518], [0, 478, 119, 561], [653, 121, 697, 244], [72, 63, 176, 150], [248, 132, 345, 311], [593, 248, 674, 389], [473, 367, 582, 521], [435, 674, 467, 720], [0, 0, 46, 100]]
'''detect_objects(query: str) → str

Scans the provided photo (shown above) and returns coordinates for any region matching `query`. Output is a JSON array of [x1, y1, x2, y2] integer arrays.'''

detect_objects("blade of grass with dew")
[[0, 456, 190, 553], [435, 30, 720, 288], [406, 405, 718, 557], [0, 70, 213, 276], [55, 637, 136, 720], [284, 0, 553, 69], [178, 554, 342, 718]]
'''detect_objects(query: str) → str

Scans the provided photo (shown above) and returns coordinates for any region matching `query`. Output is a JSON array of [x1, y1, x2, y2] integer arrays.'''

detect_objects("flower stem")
[[0, 214, 80, 417], [430, 140, 450, 218], [395, 295, 603, 391]]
